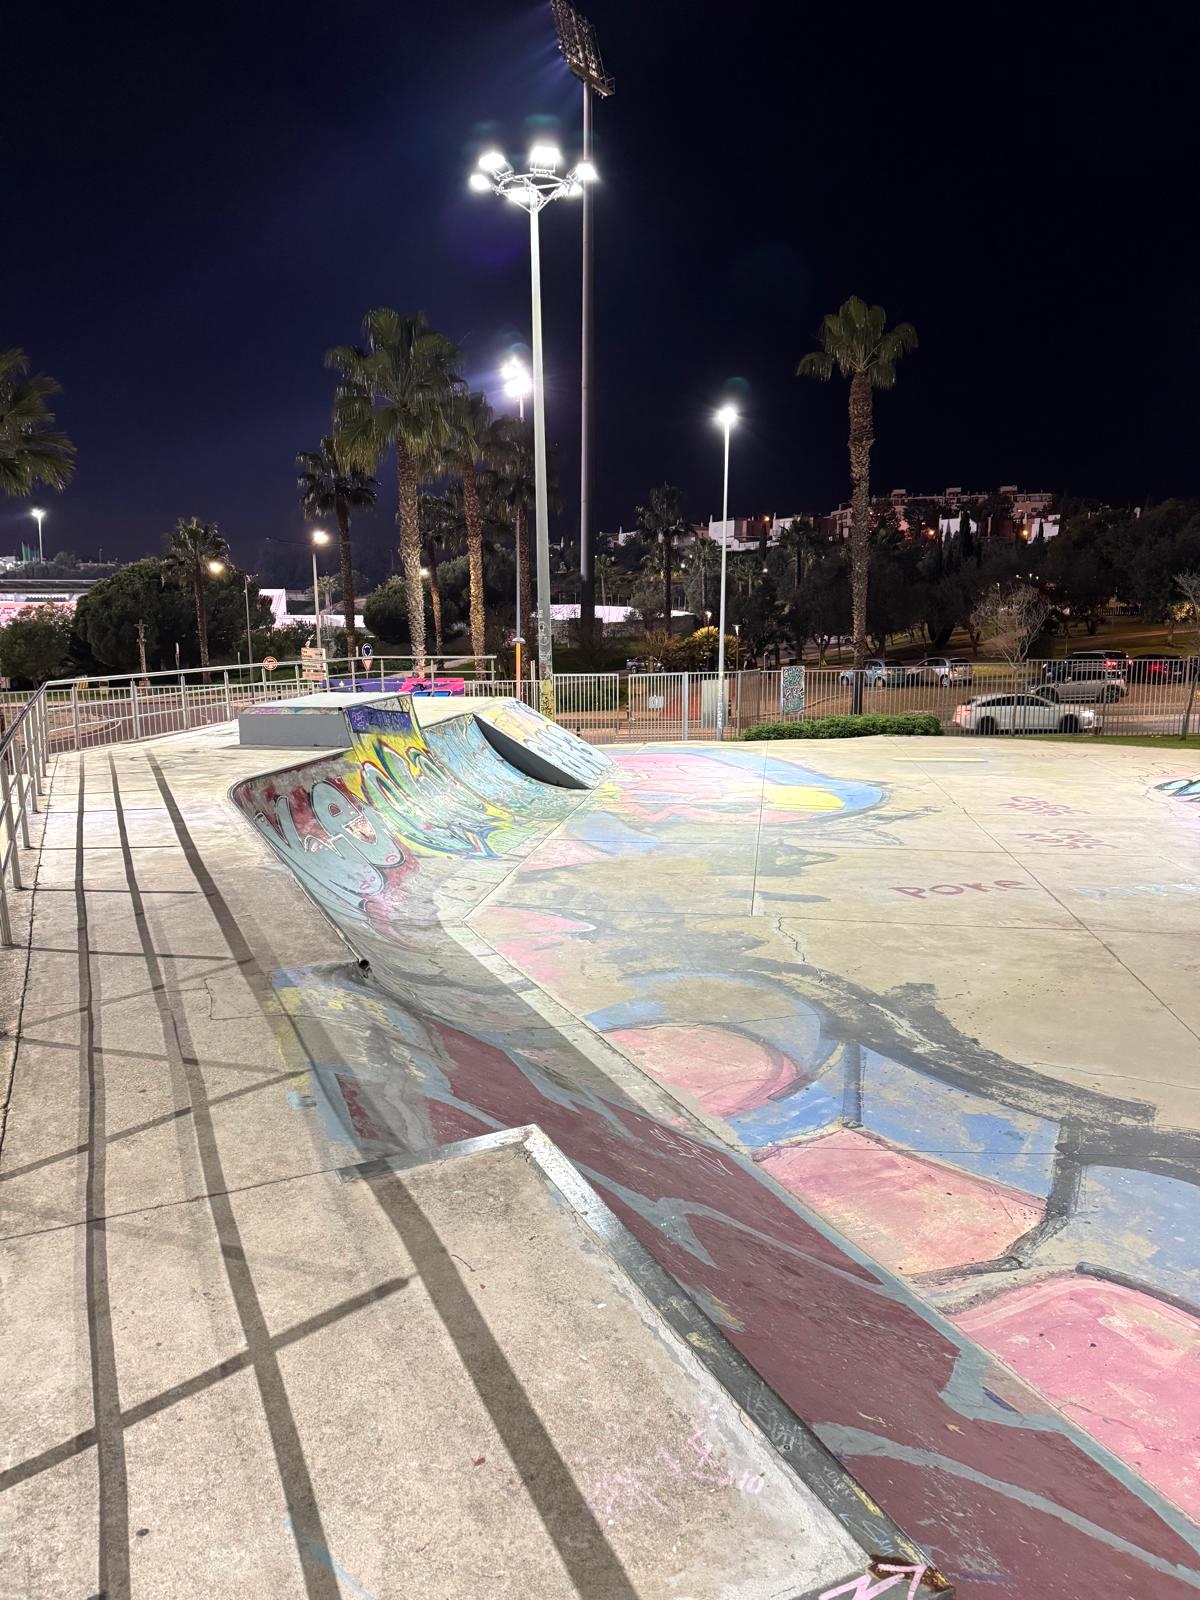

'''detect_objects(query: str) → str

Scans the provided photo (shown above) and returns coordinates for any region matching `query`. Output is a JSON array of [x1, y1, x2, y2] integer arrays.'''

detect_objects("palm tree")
[[798, 298, 916, 674], [296, 436, 378, 657], [166, 517, 229, 669], [327, 310, 463, 672], [635, 484, 689, 631], [418, 492, 461, 656], [489, 416, 538, 655], [444, 391, 509, 661], [0, 349, 77, 497]]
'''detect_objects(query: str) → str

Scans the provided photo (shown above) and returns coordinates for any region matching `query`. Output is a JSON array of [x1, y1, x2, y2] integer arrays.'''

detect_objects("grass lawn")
[[1038, 734, 1200, 750]]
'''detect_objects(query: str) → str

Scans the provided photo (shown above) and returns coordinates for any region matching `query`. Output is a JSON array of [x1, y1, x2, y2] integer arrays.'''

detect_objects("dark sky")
[[6, 0, 1199, 568]]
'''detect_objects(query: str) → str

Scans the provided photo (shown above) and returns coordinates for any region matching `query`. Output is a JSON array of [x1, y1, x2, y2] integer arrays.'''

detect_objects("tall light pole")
[[243, 575, 254, 667], [502, 356, 533, 685], [714, 406, 738, 738], [470, 145, 596, 704], [31, 508, 45, 565], [310, 529, 330, 652], [550, 0, 614, 654]]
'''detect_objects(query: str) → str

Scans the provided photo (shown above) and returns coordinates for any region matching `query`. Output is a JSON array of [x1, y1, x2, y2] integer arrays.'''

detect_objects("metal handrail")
[[0, 685, 50, 947], [40, 652, 498, 693]]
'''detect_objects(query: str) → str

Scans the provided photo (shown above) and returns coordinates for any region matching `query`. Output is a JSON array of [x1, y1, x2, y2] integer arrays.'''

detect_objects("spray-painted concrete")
[[5, 712, 1200, 1598]]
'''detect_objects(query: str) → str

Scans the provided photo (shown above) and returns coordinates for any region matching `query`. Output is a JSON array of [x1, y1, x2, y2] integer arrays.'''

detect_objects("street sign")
[[300, 645, 326, 683], [361, 643, 373, 663], [262, 655, 278, 672]]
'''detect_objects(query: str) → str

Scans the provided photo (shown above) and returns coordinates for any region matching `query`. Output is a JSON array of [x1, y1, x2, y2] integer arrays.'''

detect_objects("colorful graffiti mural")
[[232, 708, 1200, 1597]]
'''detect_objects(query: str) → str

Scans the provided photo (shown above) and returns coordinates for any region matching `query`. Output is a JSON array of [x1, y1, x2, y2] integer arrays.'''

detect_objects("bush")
[[742, 712, 943, 741]]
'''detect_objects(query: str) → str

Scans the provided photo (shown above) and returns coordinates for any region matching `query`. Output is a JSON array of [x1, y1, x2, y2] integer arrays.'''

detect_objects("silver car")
[[1042, 667, 1126, 704]]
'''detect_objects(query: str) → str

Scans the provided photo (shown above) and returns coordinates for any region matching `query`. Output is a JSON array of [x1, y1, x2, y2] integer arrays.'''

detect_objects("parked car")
[[839, 659, 905, 686], [1040, 664, 1127, 703], [1042, 651, 1128, 681], [1127, 653, 1190, 684], [908, 656, 973, 685], [953, 693, 1098, 735]]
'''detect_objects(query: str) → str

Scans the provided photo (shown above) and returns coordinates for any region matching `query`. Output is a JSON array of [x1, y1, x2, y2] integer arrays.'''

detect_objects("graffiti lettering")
[[1073, 880, 1200, 900], [893, 879, 1028, 899], [819, 1565, 928, 1600], [1017, 829, 1109, 849], [1002, 795, 1079, 816]]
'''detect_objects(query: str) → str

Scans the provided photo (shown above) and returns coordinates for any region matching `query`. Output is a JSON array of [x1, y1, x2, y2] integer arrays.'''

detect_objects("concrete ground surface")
[[3, 708, 1200, 1598]]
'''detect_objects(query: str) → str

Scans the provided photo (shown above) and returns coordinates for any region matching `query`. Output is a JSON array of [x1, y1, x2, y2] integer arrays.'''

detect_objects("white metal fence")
[[1, 656, 1196, 755]]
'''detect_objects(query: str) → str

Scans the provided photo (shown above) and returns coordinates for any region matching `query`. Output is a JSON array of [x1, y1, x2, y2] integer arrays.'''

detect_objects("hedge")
[[742, 712, 944, 741]]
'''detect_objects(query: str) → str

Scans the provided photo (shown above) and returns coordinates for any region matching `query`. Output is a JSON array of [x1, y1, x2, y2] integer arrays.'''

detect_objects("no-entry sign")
[[262, 655, 278, 672]]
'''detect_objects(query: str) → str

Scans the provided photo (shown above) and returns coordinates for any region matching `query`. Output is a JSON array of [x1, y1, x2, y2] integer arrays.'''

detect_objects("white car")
[[953, 692, 1098, 735]]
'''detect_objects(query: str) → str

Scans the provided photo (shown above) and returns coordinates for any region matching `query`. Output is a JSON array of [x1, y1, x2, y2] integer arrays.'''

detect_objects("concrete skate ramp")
[[238, 690, 408, 748], [232, 707, 1200, 1599], [472, 697, 611, 788], [230, 697, 945, 1591]]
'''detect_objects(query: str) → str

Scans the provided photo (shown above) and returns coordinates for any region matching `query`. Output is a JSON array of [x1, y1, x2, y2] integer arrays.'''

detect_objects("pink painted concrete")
[[760, 1129, 1044, 1275], [955, 1276, 1200, 1521], [605, 1023, 799, 1117]]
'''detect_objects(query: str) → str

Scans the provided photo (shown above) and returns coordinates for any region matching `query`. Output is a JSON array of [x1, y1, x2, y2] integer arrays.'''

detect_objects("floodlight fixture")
[[310, 528, 331, 546], [550, 0, 615, 96], [478, 149, 510, 175], [529, 143, 562, 173], [715, 404, 738, 429], [573, 160, 598, 183], [468, 171, 491, 192]]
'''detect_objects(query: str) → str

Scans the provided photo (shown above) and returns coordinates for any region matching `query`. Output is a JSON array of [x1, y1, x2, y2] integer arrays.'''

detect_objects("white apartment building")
[[829, 485, 1054, 539], [704, 513, 809, 551]]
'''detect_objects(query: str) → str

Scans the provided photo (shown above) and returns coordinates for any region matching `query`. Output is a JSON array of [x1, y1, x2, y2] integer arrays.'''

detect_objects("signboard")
[[780, 664, 806, 718], [361, 642, 374, 663], [262, 655, 278, 672], [300, 645, 327, 683]]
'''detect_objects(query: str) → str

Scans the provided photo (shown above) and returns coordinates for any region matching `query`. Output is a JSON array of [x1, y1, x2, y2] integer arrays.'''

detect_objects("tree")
[[0, 606, 74, 686], [0, 349, 77, 497], [165, 518, 229, 669], [296, 435, 378, 656], [74, 560, 191, 671], [971, 583, 1052, 672], [797, 298, 917, 679], [328, 310, 463, 673], [362, 578, 412, 647], [635, 484, 688, 628], [444, 392, 508, 660]]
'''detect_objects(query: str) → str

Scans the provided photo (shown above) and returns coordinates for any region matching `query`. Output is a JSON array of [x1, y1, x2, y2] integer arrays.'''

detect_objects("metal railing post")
[[131, 679, 141, 741], [26, 713, 41, 810], [1, 760, 25, 888], [681, 672, 689, 741], [181, 672, 191, 731], [71, 683, 81, 752], [223, 670, 233, 721]]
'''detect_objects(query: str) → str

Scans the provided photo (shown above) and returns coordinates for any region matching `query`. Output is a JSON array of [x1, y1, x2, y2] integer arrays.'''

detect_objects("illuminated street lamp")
[[31, 507, 45, 564], [310, 529, 331, 651], [713, 406, 738, 736], [470, 143, 597, 693], [206, 559, 225, 576], [501, 355, 533, 682]]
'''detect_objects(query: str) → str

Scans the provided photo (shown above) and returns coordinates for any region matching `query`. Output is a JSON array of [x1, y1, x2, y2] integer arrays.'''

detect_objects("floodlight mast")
[[470, 149, 595, 696], [550, 0, 613, 652]]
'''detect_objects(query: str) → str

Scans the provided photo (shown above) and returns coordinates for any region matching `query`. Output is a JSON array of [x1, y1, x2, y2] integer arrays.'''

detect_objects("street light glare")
[[468, 171, 491, 192], [311, 529, 331, 546], [715, 405, 739, 428], [529, 143, 562, 170], [207, 560, 225, 575], [478, 150, 509, 174], [31, 507, 45, 519], [504, 184, 530, 205], [573, 160, 598, 183]]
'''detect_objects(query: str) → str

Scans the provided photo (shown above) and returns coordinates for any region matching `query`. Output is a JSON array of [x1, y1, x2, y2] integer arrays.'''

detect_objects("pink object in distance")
[[760, 1128, 1044, 1275], [604, 1023, 799, 1118], [955, 1275, 1200, 1521]]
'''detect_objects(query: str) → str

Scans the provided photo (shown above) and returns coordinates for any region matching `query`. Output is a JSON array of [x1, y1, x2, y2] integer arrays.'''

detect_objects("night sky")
[[7, 0, 1199, 568]]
